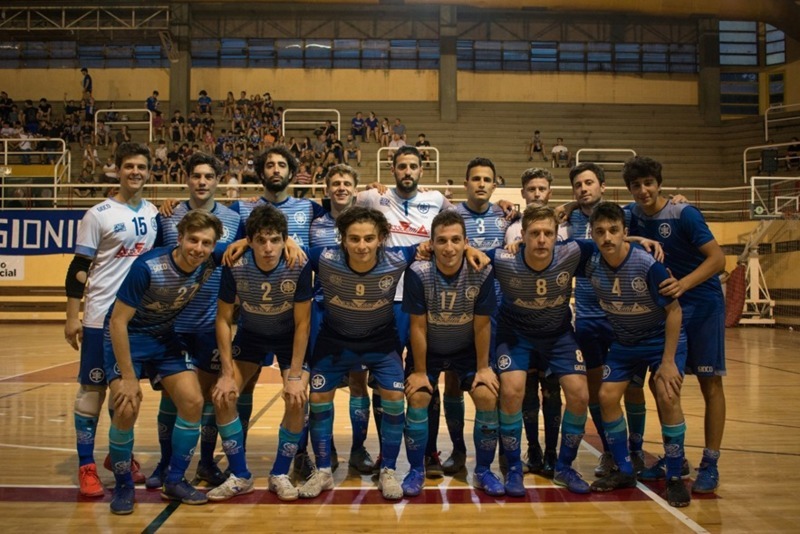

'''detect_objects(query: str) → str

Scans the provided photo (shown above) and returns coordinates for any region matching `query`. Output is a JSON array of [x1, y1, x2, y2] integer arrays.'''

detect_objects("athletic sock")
[[272, 425, 302, 477], [380, 399, 405, 470], [372, 390, 383, 453], [499, 410, 523, 468], [156, 396, 177, 465], [349, 395, 371, 451], [474, 409, 499, 471], [108, 424, 134, 486], [443, 394, 466, 453], [625, 401, 647, 454], [604, 415, 633, 475], [542, 375, 562, 453], [555, 410, 586, 472], [662, 421, 687, 479], [75, 414, 98, 467], [521, 374, 540, 447], [309, 401, 334, 469], [589, 403, 608, 451], [199, 401, 218, 466], [218, 417, 250, 479], [701, 447, 721, 467], [165, 416, 200, 484], [404, 406, 428, 472], [425, 387, 441, 456]]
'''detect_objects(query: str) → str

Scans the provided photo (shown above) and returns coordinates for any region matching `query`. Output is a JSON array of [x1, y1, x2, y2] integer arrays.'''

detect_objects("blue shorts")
[[684, 312, 726, 376], [311, 349, 404, 393], [394, 302, 410, 350], [405, 348, 482, 392], [179, 331, 220, 374], [78, 327, 107, 385], [603, 335, 688, 385], [234, 330, 305, 372], [574, 317, 613, 370], [495, 329, 586, 378], [103, 332, 194, 386], [310, 299, 325, 356]]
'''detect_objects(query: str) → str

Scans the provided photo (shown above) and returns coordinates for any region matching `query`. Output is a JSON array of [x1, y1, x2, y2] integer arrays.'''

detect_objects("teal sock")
[[75, 414, 98, 467], [380, 399, 405, 470], [662, 421, 686, 479], [474, 409, 499, 471], [555, 409, 586, 472], [443, 395, 466, 453], [349, 396, 371, 451], [309, 401, 334, 469], [165, 416, 200, 484], [404, 406, 428, 471], [218, 417, 250, 479], [625, 401, 647, 453], [604, 416, 633, 475], [272, 425, 302, 476], [108, 424, 134, 486], [589, 403, 609, 451], [199, 401, 218, 466], [499, 410, 523, 469]]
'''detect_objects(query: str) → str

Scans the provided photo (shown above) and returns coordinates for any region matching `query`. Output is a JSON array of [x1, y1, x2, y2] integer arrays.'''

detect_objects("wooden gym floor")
[[0, 324, 798, 533]]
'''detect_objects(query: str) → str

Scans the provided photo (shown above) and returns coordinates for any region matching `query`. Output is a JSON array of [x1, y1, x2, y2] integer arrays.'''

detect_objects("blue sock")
[[380, 399, 405, 470], [218, 417, 250, 479], [75, 413, 98, 466], [349, 396, 371, 451], [625, 401, 647, 453], [165, 416, 200, 484], [499, 410, 523, 469], [443, 395, 466, 454], [542, 376, 562, 452], [199, 401, 218, 466], [474, 409, 499, 471], [157, 396, 177, 465], [701, 447, 721, 467], [237, 392, 254, 447], [589, 403, 609, 451], [372, 391, 383, 454], [108, 424, 134, 487], [555, 409, 586, 472], [604, 416, 633, 475], [309, 401, 333, 469], [662, 421, 687, 479], [404, 406, 428, 472], [521, 374, 540, 447], [272, 426, 302, 476], [425, 388, 441, 456]]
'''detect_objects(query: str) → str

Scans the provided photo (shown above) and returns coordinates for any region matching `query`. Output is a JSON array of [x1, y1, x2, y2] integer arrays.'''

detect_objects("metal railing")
[[764, 103, 800, 141], [742, 140, 796, 183], [0, 138, 71, 208], [375, 146, 440, 183], [282, 108, 341, 139], [94, 108, 154, 143]]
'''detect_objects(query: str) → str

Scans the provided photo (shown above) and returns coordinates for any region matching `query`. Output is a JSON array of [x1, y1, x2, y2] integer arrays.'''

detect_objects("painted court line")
[[0, 360, 78, 382]]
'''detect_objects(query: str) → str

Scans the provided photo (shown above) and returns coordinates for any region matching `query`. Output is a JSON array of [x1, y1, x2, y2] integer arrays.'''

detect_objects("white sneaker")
[[378, 467, 403, 500], [269, 474, 299, 501], [298, 468, 334, 499], [206, 473, 254, 502]]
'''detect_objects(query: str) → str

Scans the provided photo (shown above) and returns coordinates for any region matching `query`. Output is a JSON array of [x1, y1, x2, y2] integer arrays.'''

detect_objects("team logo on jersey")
[[232, 345, 241, 358], [311, 374, 326, 390], [113, 363, 121, 376], [314, 228, 327, 237], [97, 203, 110, 213], [152, 262, 169, 273], [237, 280, 250, 293], [380, 197, 390, 206], [281, 279, 297, 294], [323, 249, 336, 260], [294, 211, 308, 225], [495, 218, 507, 230], [508, 277, 524, 289], [499, 251, 516, 260], [658, 223, 671, 238], [465, 286, 479, 300], [556, 271, 571, 287], [442, 360, 451, 369], [378, 275, 395, 292], [417, 202, 431, 214], [88, 367, 104, 383], [150, 217, 158, 231], [328, 274, 343, 286], [602, 364, 611, 379], [497, 354, 512, 370], [631, 277, 648, 293], [113, 222, 126, 233]]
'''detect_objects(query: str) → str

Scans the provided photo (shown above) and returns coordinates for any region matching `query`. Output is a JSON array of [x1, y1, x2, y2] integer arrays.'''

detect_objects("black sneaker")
[[525, 443, 544, 474], [537, 449, 557, 479], [425, 451, 444, 479], [194, 461, 228, 487], [293, 451, 316, 481], [591, 470, 637, 492], [442, 449, 467, 475], [666, 476, 691, 507]]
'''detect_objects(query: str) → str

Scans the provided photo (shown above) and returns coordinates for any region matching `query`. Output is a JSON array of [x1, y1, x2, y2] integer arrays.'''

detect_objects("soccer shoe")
[[424, 451, 444, 479], [348, 446, 376, 474], [378, 468, 404, 500], [590, 470, 637, 492], [401, 469, 425, 497], [554, 467, 591, 494], [161, 479, 208, 505], [298, 469, 334, 499], [692, 463, 720, 494], [195, 461, 228, 487], [538, 449, 557, 479], [442, 449, 467, 475], [207, 473, 255, 502], [78, 463, 105, 497], [594, 452, 617, 478], [667, 477, 691, 507], [269, 474, 300, 501], [145, 462, 168, 490], [524, 443, 543, 475], [293, 451, 316, 481], [504, 465, 526, 497], [472, 468, 505, 497], [110, 484, 135, 515], [638, 456, 691, 481], [631, 450, 646, 475], [103, 453, 146, 484]]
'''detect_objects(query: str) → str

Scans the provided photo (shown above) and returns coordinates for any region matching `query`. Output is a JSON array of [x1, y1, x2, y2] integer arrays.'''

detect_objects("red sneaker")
[[103, 453, 146, 484], [78, 463, 105, 497]]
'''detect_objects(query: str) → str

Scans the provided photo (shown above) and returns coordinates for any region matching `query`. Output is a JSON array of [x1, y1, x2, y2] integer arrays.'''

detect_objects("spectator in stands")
[[496, 175, 506, 186], [102, 156, 118, 182], [351, 111, 367, 142], [294, 162, 313, 198], [241, 158, 258, 184], [415, 133, 431, 165], [37, 98, 52, 123], [326, 132, 344, 163], [237, 91, 250, 115], [167, 156, 185, 184], [7, 105, 20, 126], [106, 101, 119, 123], [145, 90, 160, 114], [23, 100, 39, 134], [231, 107, 246, 132], [551, 137, 571, 168], [82, 143, 101, 174], [0, 121, 14, 138], [95, 120, 111, 148], [154, 138, 168, 163], [387, 132, 406, 160], [380, 117, 391, 146], [149, 110, 165, 140], [151, 157, 166, 184], [197, 90, 212, 115], [223, 91, 235, 119], [263, 92, 274, 113], [81, 67, 92, 95], [79, 119, 94, 149], [0, 91, 13, 123], [444, 179, 454, 201], [225, 171, 240, 200], [787, 137, 799, 171], [17, 127, 34, 164], [186, 112, 201, 143], [366, 111, 380, 143], [82, 91, 95, 122], [322, 119, 337, 141], [170, 111, 186, 142], [202, 127, 216, 154], [529, 130, 547, 162], [63, 94, 81, 121], [344, 135, 362, 167], [392, 118, 407, 141], [312, 133, 327, 162], [111, 125, 131, 154]]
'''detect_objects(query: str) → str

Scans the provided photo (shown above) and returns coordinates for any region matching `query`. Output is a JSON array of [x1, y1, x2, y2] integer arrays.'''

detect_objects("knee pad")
[[74, 384, 106, 418]]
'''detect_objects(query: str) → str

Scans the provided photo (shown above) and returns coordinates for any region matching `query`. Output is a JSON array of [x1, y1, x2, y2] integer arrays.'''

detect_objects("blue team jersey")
[[492, 240, 594, 338], [219, 249, 313, 341], [231, 196, 324, 247], [110, 247, 218, 338], [567, 207, 631, 320], [309, 212, 339, 248], [455, 202, 508, 251], [156, 201, 243, 332], [584, 245, 675, 345], [403, 259, 496, 356], [628, 202, 723, 318], [309, 245, 417, 343]]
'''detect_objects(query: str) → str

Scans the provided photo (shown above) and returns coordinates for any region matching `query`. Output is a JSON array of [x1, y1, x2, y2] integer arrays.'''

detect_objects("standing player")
[[104, 211, 223, 514], [210, 204, 313, 501], [586, 202, 690, 507], [146, 152, 243, 489], [401, 210, 504, 497], [65, 142, 157, 497], [623, 156, 726, 494]]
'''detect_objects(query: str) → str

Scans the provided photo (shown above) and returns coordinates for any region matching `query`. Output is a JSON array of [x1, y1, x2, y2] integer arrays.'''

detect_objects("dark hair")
[[245, 204, 288, 241], [465, 157, 496, 182], [431, 210, 466, 240], [569, 162, 605, 185], [114, 142, 151, 169], [255, 145, 298, 180], [589, 201, 627, 228], [391, 145, 421, 167], [521, 204, 558, 233], [325, 163, 360, 187], [520, 167, 552, 188], [335, 206, 391, 243], [177, 210, 223, 241], [185, 151, 223, 177], [622, 156, 663, 188]]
